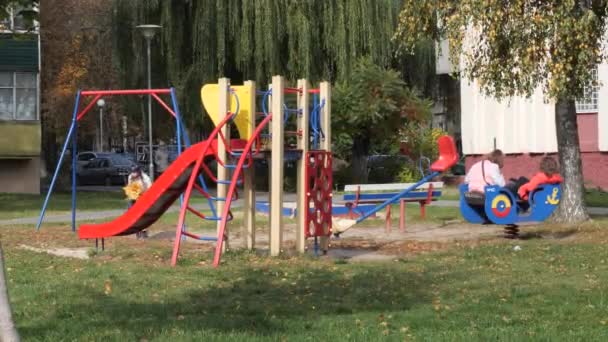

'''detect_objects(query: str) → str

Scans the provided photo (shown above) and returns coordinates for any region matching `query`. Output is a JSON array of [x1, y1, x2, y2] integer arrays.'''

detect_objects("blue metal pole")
[[355, 171, 440, 224], [170, 88, 182, 156], [170, 88, 187, 238], [36, 91, 81, 231], [71, 109, 78, 232]]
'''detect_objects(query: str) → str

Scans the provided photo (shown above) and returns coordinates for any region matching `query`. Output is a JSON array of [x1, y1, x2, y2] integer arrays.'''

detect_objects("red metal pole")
[[284, 87, 302, 94], [186, 206, 207, 220], [80, 89, 172, 96], [385, 205, 391, 233], [76, 94, 102, 121], [151, 93, 177, 117], [399, 199, 406, 232], [182, 231, 202, 240], [213, 114, 274, 267]]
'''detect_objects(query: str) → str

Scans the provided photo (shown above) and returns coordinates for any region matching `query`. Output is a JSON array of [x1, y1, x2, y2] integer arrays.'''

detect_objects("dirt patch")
[[18, 244, 90, 259], [11, 214, 604, 266]]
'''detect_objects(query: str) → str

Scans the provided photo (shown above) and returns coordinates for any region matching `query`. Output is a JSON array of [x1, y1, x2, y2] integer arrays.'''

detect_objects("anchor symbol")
[[546, 187, 559, 205]]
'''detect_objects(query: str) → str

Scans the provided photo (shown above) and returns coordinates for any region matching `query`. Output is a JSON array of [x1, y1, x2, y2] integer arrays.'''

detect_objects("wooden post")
[[296, 79, 310, 253], [320, 82, 331, 151], [217, 78, 230, 251], [270, 76, 285, 256], [243, 81, 256, 250], [319, 81, 331, 251]]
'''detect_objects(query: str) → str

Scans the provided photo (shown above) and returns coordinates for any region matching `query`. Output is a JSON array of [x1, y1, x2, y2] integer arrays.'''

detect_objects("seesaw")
[[459, 183, 561, 237]]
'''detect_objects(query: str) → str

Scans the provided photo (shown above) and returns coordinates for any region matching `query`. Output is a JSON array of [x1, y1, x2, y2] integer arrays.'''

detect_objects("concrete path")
[[2, 197, 607, 227], [0, 192, 297, 226]]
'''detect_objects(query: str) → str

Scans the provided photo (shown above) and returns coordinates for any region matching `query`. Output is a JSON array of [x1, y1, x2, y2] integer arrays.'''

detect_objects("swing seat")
[[459, 183, 561, 225]]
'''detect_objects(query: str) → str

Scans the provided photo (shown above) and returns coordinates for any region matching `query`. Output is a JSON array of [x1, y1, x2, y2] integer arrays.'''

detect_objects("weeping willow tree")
[[112, 0, 436, 135]]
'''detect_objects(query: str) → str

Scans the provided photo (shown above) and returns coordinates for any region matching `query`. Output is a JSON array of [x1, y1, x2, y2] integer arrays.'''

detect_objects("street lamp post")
[[96, 98, 105, 151], [136, 24, 162, 180]]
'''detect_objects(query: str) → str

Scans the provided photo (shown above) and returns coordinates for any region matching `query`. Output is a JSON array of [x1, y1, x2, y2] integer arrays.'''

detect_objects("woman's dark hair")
[[540, 156, 559, 177], [131, 165, 142, 175], [486, 149, 504, 168]]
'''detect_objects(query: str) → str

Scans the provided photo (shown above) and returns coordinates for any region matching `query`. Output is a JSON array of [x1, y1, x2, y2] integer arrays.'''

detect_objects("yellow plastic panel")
[[201, 84, 254, 139]]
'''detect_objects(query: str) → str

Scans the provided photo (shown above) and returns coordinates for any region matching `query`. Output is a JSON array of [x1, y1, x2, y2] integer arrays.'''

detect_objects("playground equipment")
[[338, 182, 444, 232], [202, 77, 333, 266], [36, 78, 462, 267], [38, 77, 333, 267], [36, 88, 191, 233], [332, 136, 459, 235], [459, 183, 561, 236]]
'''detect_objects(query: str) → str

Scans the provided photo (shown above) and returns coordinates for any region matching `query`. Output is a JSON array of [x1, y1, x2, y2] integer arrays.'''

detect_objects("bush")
[[333, 166, 353, 190], [396, 164, 420, 183], [367, 155, 413, 183], [400, 124, 446, 161]]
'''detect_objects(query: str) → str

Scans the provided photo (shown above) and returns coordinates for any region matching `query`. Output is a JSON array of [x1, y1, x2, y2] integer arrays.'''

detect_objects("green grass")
[[0, 192, 126, 220], [585, 188, 608, 208], [5, 221, 608, 341], [0, 191, 251, 221], [4, 184, 608, 223]]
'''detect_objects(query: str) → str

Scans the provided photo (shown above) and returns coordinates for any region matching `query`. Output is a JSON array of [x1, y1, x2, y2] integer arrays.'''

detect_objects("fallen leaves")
[[104, 279, 112, 295]]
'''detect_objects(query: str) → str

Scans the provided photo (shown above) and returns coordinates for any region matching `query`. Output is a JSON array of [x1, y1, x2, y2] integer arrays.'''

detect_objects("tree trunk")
[[552, 99, 589, 223], [0, 242, 19, 342], [351, 136, 370, 183]]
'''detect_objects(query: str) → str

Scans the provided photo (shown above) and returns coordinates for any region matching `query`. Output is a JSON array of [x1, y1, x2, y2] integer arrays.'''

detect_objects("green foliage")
[[400, 124, 446, 160], [396, 125, 446, 182], [112, 0, 436, 131], [396, 164, 419, 183], [0, 0, 38, 30], [332, 57, 431, 160], [394, 1, 608, 100], [333, 165, 352, 190]]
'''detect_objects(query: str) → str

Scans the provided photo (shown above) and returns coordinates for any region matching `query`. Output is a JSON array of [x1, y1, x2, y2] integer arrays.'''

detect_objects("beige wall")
[[0, 158, 40, 194], [459, 61, 608, 155], [0, 122, 41, 156]]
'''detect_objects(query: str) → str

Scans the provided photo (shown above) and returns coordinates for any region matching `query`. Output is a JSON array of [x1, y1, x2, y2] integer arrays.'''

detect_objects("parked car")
[[367, 155, 414, 183], [77, 155, 137, 186], [76, 151, 139, 172], [76, 152, 109, 173]]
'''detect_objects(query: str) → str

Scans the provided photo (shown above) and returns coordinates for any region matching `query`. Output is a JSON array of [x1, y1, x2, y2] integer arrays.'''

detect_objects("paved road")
[[3, 197, 607, 226]]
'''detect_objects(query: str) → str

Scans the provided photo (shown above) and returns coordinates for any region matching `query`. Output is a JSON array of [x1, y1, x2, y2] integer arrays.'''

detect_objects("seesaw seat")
[[459, 183, 561, 225]]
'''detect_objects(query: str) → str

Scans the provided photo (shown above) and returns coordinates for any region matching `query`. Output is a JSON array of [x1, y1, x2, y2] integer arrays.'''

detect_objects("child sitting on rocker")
[[517, 156, 563, 201]]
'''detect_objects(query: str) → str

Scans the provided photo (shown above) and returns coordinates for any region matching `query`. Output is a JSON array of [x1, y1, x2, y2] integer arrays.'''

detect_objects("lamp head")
[[96, 99, 105, 107], [136, 24, 162, 40]]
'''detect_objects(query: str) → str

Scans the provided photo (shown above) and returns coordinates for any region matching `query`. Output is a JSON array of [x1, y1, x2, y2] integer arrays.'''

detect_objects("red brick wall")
[[465, 152, 608, 190], [578, 113, 599, 152], [463, 113, 605, 189]]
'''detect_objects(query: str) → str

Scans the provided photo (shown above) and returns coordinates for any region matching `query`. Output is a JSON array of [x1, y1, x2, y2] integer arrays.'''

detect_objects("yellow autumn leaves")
[[394, 1, 606, 100], [123, 182, 143, 201]]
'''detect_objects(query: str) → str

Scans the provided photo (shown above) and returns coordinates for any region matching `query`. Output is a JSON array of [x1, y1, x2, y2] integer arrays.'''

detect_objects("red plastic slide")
[[78, 138, 246, 239]]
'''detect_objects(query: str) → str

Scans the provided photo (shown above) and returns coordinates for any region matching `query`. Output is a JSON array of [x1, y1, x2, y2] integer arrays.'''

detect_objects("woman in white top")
[[464, 149, 506, 194]]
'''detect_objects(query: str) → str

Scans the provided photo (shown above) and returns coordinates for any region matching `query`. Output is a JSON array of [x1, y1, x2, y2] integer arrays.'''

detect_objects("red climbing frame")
[[304, 151, 333, 238]]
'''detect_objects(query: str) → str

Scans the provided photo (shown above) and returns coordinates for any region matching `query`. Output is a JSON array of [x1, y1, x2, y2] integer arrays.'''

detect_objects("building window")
[[0, 72, 38, 121], [0, 5, 38, 32], [576, 67, 598, 113]]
